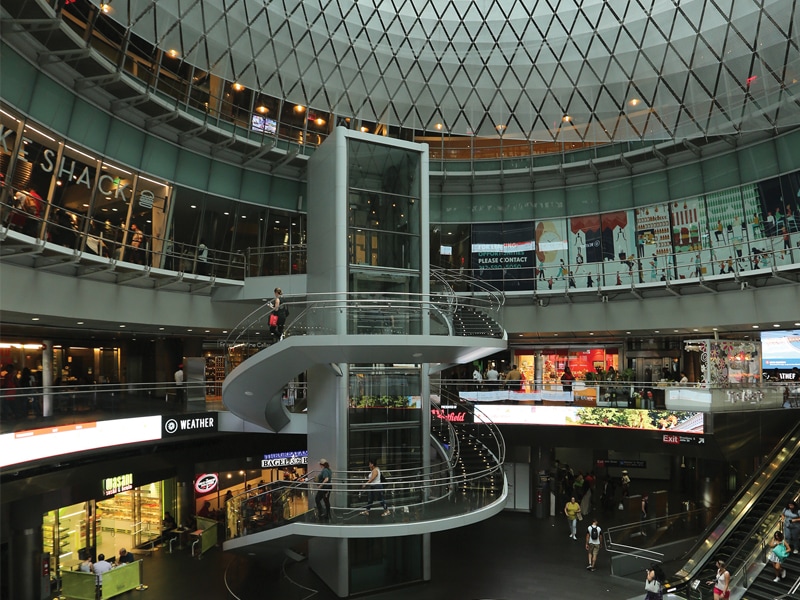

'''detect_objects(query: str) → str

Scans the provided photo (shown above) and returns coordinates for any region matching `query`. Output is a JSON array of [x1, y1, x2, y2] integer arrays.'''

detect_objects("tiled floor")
[[134, 509, 648, 600]]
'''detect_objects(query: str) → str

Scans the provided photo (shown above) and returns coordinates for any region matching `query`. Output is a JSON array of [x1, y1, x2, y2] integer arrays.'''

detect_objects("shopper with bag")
[[643, 564, 665, 600], [767, 530, 791, 582]]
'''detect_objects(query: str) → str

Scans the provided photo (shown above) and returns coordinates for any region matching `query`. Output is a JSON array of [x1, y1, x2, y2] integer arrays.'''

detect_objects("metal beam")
[[146, 111, 182, 130], [269, 149, 299, 173], [116, 268, 152, 284], [190, 277, 216, 294], [34, 255, 79, 270], [77, 261, 117, 277], [243, 142, 278, 166], [178, 124, 209, 145], [74, 72, 120, 91]]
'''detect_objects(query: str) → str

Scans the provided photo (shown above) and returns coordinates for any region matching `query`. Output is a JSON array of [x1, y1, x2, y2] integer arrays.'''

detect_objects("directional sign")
[[662, 434, 705, 445]]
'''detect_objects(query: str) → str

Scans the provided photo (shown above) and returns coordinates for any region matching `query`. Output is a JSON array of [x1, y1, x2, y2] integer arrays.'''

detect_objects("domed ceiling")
[[99, 0, 800, 141]]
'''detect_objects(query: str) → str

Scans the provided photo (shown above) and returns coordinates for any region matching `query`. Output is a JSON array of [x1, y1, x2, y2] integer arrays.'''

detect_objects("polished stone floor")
[[130, 509, 650, 600]]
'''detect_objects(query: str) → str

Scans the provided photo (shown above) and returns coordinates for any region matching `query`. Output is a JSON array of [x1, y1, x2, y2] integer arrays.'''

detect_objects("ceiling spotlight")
[[232, 83, 244, 91], [256, 105, 268, 114], [562, 115, 572, 123], [294, 105, 306, 113], [628, 98, 640, 107], [495, 124, 507, 132]]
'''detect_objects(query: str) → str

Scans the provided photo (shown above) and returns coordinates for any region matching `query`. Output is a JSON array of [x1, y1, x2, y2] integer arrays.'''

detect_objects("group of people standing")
[[471, 363, 523, 390]]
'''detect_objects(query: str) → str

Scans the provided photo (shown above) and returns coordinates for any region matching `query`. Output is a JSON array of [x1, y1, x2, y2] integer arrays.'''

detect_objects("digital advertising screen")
[[761, 330, 800, 369]]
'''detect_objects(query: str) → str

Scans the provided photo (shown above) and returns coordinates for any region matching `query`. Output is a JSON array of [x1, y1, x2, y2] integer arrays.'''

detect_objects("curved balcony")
[[222, 293, 507, 431], [223, 397, 506, 554]]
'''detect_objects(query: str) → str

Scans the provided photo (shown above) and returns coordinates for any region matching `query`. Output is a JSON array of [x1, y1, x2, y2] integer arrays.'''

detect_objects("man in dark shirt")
[[117, 548, 134, 564]]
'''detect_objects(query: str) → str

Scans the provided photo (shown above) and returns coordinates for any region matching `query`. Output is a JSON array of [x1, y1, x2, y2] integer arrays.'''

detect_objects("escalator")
[[669, 421, 800, 598]]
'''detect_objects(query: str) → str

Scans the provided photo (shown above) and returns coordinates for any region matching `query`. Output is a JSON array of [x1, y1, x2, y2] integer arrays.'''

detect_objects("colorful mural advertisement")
[[635, 203, 672, 282], [670, 196, 713, 278], [535, 218, 569, 290], [474, 404, 704, 432]]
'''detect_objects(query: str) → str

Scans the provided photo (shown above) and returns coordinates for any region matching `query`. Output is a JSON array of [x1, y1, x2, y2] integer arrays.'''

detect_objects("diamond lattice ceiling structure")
[[100, 0, 800, 141]]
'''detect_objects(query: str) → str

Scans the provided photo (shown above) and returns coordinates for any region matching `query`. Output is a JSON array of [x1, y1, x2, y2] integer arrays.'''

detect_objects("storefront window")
[[42, 502, 90, 586], [96, 483, 162, 555], [514, 348, 620, 389], [89, 162, 135, 259]]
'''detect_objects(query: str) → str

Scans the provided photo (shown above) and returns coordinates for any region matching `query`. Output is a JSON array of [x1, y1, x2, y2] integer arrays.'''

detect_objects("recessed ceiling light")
[[774, 324, 781, 327], [205, 330, 210, 333], [518, 334, 523, 337], [77, 321, 84, 325], [752, 325, 759, 328], [119, 324, 125, 328], [187, 329, 193, 332], [159, 327, 165, 331], [222, 330, 228, 334], [712, 327, 719, 331], [654, 330, 660, 333], [31, 317, 40, 321], [554, 333, 558, 336], [626, 331, 631, 334], [589, 332, 594, 335], [674, 330, 679, 333], [693, 329, 699, 332]]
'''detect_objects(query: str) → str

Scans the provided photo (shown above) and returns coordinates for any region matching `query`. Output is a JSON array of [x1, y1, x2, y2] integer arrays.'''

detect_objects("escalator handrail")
[[669, 421, 800, 591]]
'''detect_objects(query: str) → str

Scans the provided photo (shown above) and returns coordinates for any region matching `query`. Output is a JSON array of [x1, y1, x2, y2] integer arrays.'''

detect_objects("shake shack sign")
[[163, 412, 217, 436]]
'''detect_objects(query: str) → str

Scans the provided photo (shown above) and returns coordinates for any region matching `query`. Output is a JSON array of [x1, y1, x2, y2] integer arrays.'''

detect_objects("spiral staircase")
[[221, 285, 508, 556]]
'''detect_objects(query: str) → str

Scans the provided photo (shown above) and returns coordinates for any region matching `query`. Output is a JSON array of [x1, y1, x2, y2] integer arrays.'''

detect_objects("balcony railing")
[[225, 396, 505, 538]]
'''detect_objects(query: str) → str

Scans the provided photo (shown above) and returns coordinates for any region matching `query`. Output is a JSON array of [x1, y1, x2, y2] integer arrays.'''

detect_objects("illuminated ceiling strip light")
[[138, 175, 167, 186], [0, 108, 20, 121], [65, 144, 97, 162], [23, 124, 55, 142], [104, 163, 131, 175]]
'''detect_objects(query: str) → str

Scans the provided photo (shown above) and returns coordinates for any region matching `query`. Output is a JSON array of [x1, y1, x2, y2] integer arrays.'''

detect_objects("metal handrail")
[[222, 292, 506, 369], [667, 421, 800, 592]]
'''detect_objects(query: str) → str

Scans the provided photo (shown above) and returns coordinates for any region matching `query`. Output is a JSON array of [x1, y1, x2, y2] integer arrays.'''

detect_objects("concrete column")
[[42, 339, 53, 417], [9, 497, 45, 600]]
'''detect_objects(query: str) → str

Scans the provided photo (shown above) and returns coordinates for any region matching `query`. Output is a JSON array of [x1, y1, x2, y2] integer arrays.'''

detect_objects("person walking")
[[268, 287, 284, 341], [564, 496, 581, 540], [644, 564, 665, 600], [315, 458, 332, 521], [706, 558, 730, 600], [783, 500, 800, 553], [585, 518, 602, 571], [361, 458, 389, 517], [768, 530, 791, 582]]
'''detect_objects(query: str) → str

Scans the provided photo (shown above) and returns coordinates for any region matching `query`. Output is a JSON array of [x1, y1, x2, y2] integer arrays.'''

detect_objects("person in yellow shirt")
[[564, 496, 581, 540]]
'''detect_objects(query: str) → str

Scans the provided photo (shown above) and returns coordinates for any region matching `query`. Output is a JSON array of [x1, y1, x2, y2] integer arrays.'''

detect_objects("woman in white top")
[[361, 458, 389, 516], [706, 558, 730, 599]]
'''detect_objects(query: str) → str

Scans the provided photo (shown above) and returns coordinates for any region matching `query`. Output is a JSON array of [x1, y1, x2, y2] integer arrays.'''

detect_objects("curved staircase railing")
[[224, 399, 506, 542], [223, 290, 506, 371]]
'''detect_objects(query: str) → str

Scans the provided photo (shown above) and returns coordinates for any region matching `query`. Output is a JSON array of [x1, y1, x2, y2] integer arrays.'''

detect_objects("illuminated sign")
[[261, 451, 307, 468], [662, 434, 705, 445], [163, 413, 217, 436], [474, 404, 704, 433], [102, 473, 133, 497], [194, 473, 219, 495], [431, 405, 473, 424], [0, 416, 162, 469]]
